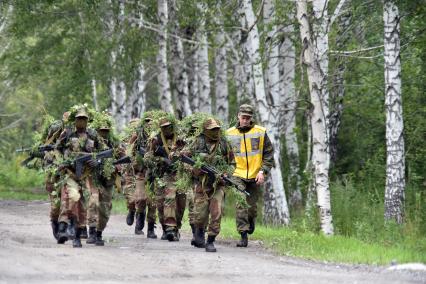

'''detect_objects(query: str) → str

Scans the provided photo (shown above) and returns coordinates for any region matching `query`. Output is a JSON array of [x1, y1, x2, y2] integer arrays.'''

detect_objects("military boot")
[[80, 226, 88, 239], [57, 222, 68, 244], [160, 224, 167, 240], [86, 226, 96, 244], [205, 235, 217, 252], [95, 230, 104, 246], [51, 220, 59, 240], [72, 227, 82, 248], [166, 227, 179, 242], [190, 224, 196, 246], [147, 222, 157, 239], [134, 210, 146, 235], [126, 210, 135, 226], [67, 217, 75, 240], [236, 231, 248, 247], [193, 227, 205, 248], [248, 217, 255, 235]]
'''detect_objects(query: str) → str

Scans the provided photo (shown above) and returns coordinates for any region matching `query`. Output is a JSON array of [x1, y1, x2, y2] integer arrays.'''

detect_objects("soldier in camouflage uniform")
[[190, 118, 235, 252], [86, 113, 124, 245], [131, 115, 158, 238], [42, 112, 69, 240], [145, 116, 185, 241], [55, 107, 101, 247], [226, 104, 274, 247]]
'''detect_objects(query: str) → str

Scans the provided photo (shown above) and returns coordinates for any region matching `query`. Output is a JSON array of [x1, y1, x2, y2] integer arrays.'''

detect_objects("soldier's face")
[[75, 117, 88, 129], [98, 129, 110, 138], [238, 114, 252, 127]]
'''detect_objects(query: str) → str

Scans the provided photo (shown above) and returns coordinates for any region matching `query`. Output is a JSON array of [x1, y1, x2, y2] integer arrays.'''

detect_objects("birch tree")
[[241, 0, 290, 225], [157, 0, 173, 114], [197, 3, 212, 114], [297, 0, 334, 235], [280, 6, 302, 208], [383, 0, 405, 224], [214, 16, 229, 123]]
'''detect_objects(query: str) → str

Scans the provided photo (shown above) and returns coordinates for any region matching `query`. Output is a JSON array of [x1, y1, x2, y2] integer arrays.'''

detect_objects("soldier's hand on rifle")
[[86, 159, 99, 168]]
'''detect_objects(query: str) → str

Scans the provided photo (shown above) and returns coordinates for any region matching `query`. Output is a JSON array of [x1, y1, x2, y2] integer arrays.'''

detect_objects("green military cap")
[[159, 117, 172, 127], [203, 118, 221, 130], [238, 104, 254, 117], [75, 108, 89, 118]]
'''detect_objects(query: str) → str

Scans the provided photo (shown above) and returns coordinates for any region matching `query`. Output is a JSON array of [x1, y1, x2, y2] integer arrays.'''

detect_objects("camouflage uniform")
[[55, 108, 101, 247], [145, 117, 185, 241], [191, 118, 235, 252], [87, 120, 124, 245], [226, 104, 274, 247]]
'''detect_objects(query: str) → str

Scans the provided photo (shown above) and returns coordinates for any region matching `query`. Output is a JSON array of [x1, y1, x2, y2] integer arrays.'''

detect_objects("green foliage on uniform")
[[32, 114, 56, 145], [68, 103, 97, 124], [140, 109, 169, 139]]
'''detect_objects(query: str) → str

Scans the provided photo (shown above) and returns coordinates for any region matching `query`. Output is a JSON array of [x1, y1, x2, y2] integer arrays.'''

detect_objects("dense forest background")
[[0, 0, 425, 243]]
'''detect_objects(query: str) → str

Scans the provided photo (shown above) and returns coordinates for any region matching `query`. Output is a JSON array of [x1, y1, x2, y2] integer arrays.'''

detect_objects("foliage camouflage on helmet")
[[67, 103, 96, 124], [89, 110, 120, 144]]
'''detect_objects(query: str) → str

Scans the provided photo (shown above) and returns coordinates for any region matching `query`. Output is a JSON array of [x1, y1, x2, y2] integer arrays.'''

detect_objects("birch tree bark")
[[383, 0, 405, 224], [214, 20, 229, 123], [280, 6, 302, 208], [157, 0, 174, 114], [297, 0, 334, 235], [169, 0, 191, 119], [329, 1, 352, 164], [241, 0, 290, 225], [197, 3, 212, 114]]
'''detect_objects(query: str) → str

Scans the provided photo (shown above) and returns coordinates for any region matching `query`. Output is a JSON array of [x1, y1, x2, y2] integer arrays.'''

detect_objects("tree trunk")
[[169, 0, 191, 119], [214, 19, 229, 123], [197, 3, 212, 114], [128, 61, 147, 120], [157, 0, 174, 114], [185, 27, 199, 113], [228, 31, 247, 105], [297, 0, 333, 235], [383, 0, 405, 224], [241, 0, 290, 225], [329, 1, 352, 164], [280, 6, 302, 209]]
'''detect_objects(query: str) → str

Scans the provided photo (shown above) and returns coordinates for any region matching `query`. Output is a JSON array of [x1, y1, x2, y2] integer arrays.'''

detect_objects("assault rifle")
[[112, 155, 132, 166], [16, 144, 55, 166], [74, 149, 113, 179], [180, 154, 250, 196]]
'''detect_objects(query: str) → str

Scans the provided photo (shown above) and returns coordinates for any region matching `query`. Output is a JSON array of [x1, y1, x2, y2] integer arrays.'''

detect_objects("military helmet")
[[203, 118, 221, 130], [159, 117, 172, 127], [75, 108, 89, 119], [238, 104, 254, 117]]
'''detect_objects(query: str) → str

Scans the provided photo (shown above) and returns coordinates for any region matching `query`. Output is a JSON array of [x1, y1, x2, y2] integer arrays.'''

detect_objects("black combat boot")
[[80, 226, 88, 239], [166, 227, 179, 242], [95, 230, 104, 246], [57, 222, 68, 244], [134, 210, 146, 235], [205, 235, 217, 252], [86, 226, 96, 244], [67, 217, 75, 240], [248, 217, 255, 235], [126, 210, 135, 226], [72, 227, 82, 248], [160, 224, 167, 240], [190, 224, 196, 246], [236, 231, 248, 247], [147, 222, 157, 239], [193, 227, 205, 248], [51, 220, 59, 240]]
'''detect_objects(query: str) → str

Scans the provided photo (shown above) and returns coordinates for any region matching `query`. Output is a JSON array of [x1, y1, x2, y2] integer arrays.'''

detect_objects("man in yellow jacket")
[[227, 104, 274, 247]]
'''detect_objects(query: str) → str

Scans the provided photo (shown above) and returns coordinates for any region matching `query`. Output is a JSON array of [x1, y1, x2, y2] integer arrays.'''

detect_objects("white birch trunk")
[[91, 78, 98, 111], [228, 32, 247, 105], [297, 0, 333, 235], [383, 0, 405, 224], [187, 42, 200, 112], [157, 0, 174, 114], [197, 3, 212, 114], [214, 22, 229, 123], [128, 61, 147, 120], [242, 0, 290, 225], [169, 0, 191, 119]]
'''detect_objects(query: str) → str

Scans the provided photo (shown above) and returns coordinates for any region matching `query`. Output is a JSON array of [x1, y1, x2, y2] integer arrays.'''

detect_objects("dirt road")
[[0, 200, 424, 284]]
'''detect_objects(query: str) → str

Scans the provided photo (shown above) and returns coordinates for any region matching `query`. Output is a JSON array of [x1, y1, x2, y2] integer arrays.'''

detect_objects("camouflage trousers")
[[45, 173, 60, 221], [186, 184, 195, 225], [194, 183, 224, 237], [157, 174, 186, 229], [87, 178, 113, 232], [58, 175, 92, 228], [122, 171, 136, 211], [236, 179, 260, 233]]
